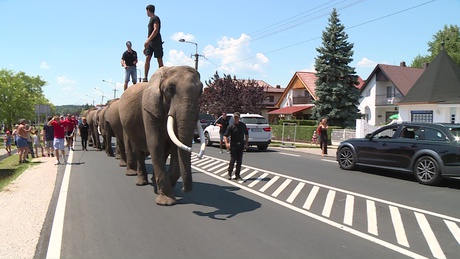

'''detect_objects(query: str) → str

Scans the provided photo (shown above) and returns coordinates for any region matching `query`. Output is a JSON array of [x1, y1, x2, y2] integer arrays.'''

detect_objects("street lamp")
[[94, 87, 105, 104], [137, 69, 142, 83], [179, 38, 200, 71], [85, 94, 95, 106], [102, 80, 117, 99]]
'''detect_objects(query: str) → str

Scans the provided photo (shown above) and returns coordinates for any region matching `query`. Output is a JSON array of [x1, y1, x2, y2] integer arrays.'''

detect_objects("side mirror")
[[365, 133, 372, 139]]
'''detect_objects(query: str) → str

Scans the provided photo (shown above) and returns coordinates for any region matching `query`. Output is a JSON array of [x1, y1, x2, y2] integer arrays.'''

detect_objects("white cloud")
[[171, 32, 195, 42], [356, 57, 377, 68], [202, 33, 270, 76], [56, 76, 76, 85], [40, 61, 50, 69]]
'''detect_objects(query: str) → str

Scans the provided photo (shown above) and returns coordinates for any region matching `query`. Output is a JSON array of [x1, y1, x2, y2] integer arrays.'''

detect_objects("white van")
[[203, 113, 271, 151]]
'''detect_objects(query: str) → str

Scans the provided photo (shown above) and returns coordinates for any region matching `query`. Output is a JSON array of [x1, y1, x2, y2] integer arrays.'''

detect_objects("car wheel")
[[338, 147, 356, 170], [413, 156, 442, 185], [204, 132, 212, 146], [257, 144, 268, 151]]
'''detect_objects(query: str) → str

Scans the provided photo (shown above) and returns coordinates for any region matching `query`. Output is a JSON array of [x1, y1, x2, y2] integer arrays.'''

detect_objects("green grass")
[[0, 155, 37, 191], [270, 140, 321, 148]]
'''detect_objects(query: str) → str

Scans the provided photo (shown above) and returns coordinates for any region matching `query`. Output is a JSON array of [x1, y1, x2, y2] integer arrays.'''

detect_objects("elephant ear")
[[144, 67, 171, 120]]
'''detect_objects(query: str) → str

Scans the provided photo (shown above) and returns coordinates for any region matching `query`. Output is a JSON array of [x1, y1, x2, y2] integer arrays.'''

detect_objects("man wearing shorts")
[[121, 41, 138, 91], [64, 114, 77, 151], [16, 119, 31, 163], [143, 4, 163, 82], [48, 115, 68, 165]]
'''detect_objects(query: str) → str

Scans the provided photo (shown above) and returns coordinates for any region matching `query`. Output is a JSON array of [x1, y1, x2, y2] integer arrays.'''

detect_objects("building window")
[[411, 110, 433, 122], [387, 86, 395, 98]]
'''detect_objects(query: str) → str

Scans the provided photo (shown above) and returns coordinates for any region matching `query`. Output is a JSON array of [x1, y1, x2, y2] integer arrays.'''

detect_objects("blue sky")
[[1, 0, 458, 106]]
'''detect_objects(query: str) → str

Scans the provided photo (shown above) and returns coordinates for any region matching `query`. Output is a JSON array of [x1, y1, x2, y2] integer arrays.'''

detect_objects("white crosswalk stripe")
[[191, 156, 460, 258]]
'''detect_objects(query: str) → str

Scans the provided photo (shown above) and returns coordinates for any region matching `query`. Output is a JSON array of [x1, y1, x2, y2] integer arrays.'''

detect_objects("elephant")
[[119, 66, 206, 206], [81, 107, 97, 147], [86, 109, 103, 150], [106, 98, 137, 174], [98, 101, 117, 157]]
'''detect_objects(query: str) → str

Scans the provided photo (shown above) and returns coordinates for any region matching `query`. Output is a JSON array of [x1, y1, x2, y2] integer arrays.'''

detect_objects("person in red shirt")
[[47, 115, 68, 165], [64, 114, 77, 151]]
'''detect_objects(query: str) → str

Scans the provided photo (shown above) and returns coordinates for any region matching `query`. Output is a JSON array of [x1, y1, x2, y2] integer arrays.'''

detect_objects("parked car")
[[336, 122, 460, 185], [203, 113, 272, 151], [194, 113, 215, 141]]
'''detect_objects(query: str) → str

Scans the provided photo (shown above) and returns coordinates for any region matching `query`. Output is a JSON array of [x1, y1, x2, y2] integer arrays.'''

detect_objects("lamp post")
[[94, 87, 105, 104], [137, 69, 142, 83], [85, 94, 95, 106], [102, 80, 117, 99], [179, 38, 199, 71]]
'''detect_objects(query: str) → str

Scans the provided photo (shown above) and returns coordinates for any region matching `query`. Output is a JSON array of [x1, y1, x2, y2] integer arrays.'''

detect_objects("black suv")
[[336, 122, 460, 185]]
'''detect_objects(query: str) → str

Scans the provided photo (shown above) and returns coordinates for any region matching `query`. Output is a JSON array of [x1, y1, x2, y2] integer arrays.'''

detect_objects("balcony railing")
[[293, 96, 311, 104], [375, 94, 403, 106]]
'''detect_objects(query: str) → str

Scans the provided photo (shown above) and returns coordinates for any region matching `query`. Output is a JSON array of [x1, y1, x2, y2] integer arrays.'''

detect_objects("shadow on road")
[[174, 181, 261, 220]]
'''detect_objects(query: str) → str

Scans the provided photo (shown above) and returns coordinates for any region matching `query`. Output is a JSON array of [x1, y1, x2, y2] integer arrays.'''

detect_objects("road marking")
[[389, 205, 409, 247], [194, 164, 429, 259], [248, 173, 268, 188], [367, 200, 378, 235], [242, 170, 259, 183], [201, 160, 221, 169], [259, 175, 279, 192], [46, 150, 74, 259], [286, 182, 305, 203], [343, 194, 354, 226], [279, 152, 301, 157], [272, 179, 292, 197], [303, 186, 319, 210], [415, 212, 446, 259], [322, 159, 337, 163], [322, 190, 336, 218], [444, 220, 460, 245]]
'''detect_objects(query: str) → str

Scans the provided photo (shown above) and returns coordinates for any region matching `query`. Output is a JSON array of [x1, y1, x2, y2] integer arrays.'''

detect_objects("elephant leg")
[[115, 144, 121, 160], [153, 161, 176, 206], [124, 136, 137, 176], [105, 133, 114, 157], [168, 146, 181, 188], [135, 150, 148, 186]]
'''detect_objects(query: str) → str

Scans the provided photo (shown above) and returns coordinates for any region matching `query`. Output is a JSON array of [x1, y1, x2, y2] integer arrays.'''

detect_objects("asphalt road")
[[36, 142, 460, 259]]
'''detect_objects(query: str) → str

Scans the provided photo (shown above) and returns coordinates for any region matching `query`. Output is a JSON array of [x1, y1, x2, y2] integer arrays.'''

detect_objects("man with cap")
[[121, 40, 138, 91], [224, 112, 249, 180]]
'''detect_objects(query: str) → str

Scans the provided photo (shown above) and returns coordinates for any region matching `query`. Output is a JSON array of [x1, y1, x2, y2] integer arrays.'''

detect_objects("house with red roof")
[[268, 71, 364, 123], [358, 62, 425, 126]]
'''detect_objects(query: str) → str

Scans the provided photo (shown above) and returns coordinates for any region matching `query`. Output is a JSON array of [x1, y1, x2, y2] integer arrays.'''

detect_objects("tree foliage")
[[0, 69, 49, 130], [411, 24, 460, 67], [199, 72, 266, 116], [311, 8, 361, 128]]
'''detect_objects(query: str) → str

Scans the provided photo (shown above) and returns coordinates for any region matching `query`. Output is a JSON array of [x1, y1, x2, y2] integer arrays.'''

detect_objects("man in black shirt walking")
[[224, 112, 249, 180], [216, 112, 230, 153]]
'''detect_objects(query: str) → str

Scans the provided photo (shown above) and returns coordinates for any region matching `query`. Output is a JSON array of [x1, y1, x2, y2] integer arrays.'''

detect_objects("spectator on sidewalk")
[[42, 116, 54, 157], [32, 129, 45, 157], [16, 119, 31, 163], [3, 130, 12, 156], [47, 115, 68, 165]]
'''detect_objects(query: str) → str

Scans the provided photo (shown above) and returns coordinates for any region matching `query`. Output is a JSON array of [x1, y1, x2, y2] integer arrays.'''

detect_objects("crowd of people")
[[2, 114, 89, 165]]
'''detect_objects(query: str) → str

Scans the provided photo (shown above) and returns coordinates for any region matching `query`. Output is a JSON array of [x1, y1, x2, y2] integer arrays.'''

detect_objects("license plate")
[[251, 128, 262, 132]]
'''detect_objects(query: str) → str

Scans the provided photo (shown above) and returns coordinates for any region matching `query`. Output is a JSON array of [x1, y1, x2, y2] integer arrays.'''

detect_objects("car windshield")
[[240, 117, 268, 124], [199, 114, 214, 121]]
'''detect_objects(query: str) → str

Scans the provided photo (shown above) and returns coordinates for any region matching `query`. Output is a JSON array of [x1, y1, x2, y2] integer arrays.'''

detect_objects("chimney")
[[276, 85, 280, 88], [422, 62, 429, 68], [400, 61, 406, 67]]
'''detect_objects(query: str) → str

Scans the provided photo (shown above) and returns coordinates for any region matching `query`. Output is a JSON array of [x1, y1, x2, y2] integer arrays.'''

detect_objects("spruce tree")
[[311, 8, 361, 128]]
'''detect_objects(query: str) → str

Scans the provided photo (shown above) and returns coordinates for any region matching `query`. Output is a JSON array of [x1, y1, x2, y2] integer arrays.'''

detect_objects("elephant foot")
[[115, 155, 121, 160], [125, 169, 137, 176], [107, 153, 115, 157], [155, 194, 177, 206], [119, 161, 127, 167], [135, 175, 149, 186]]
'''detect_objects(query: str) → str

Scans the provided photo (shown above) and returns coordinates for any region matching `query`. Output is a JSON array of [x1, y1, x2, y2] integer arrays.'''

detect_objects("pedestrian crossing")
[[191, 155, 460, 259]]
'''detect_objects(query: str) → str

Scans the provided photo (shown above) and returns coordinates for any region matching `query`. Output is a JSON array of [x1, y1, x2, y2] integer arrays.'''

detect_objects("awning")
[[268, 105, 314, 115]]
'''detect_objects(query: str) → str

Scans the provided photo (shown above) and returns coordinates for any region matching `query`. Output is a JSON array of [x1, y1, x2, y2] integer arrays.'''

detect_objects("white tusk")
[[97, 125, 102, 135], [167, 116, 192, 153], [196, 120, 206, 159]]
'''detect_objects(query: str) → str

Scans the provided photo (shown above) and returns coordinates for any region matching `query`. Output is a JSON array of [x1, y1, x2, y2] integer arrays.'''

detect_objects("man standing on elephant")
[[121, 41, 138, 91], [224, 112, 249, 181], [143, 4, 163, 82]]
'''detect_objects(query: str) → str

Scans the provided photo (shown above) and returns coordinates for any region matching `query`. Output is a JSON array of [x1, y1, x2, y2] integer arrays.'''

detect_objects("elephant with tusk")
[[118, 66, 205, 206]]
